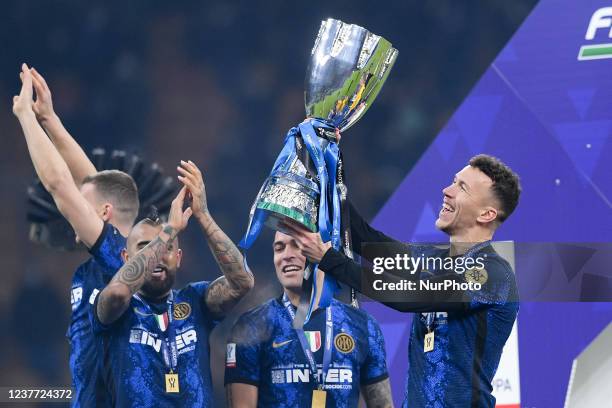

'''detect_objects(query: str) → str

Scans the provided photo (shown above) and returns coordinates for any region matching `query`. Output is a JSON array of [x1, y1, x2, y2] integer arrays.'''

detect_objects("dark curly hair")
[[468, 154, 521, 223]]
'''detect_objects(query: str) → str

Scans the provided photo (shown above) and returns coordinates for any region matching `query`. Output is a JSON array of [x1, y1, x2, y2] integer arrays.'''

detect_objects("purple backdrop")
[[363, 0, 612, 406]]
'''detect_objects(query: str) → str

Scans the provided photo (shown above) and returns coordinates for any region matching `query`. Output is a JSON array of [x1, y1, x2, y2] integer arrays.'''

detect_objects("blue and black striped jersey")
[[91, 281, 217, 408]]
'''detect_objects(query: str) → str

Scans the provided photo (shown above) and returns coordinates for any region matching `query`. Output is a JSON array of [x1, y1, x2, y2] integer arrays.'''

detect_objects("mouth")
[[151, 265, 168, 279], [440, 202, 455, 215], [282, 265, 302, 274]]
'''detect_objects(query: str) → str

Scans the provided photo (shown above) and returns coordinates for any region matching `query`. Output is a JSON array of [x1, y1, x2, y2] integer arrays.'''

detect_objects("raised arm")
[[13, 63, 103, 248], [96, 187, 192, 324], [347, 200, 397, 254], [177, 160, 254, 318], [280, 220, 469, 313], [30, 67, 96, 185]]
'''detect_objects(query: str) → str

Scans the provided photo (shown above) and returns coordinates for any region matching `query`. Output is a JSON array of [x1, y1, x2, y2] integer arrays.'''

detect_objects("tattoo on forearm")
[[363, 379, 393, 408], [113, 235, 169, 294], [97, 227, 177, 323], [199, 215, 253, 316]]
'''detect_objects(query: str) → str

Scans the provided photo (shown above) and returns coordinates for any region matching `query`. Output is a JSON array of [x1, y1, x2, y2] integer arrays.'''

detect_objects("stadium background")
[[4, 1, 610, 407]]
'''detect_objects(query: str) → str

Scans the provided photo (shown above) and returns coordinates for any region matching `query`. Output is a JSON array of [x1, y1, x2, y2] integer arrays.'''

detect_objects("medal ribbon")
[[283, 293, 333, 390], [239, 119, 342, 323], [297, 119, 341, 319], [134, 292, 178, 373]]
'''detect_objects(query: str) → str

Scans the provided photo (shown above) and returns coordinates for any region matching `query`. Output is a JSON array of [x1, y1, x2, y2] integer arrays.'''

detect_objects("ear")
[[101, 203, 113, 222], [477, 206, 498, 225], [121, 248, 129, 263], [175, 248, 183, 268]]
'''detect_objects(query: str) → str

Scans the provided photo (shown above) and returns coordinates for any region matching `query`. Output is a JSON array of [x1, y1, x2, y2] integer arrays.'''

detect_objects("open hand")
[[12, 64, 34, 118], [167, 186, 193, 233], [177, 160, 209, 219], [30, 68, 55, 123], [280, 220, 332, 264]]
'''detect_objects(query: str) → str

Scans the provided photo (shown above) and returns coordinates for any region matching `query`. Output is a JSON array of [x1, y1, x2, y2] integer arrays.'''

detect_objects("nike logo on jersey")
[[272, 339, 293, 348]]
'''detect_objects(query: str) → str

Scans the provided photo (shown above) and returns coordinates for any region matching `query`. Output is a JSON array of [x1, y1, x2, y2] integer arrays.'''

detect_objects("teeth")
[[154, 267, 163, 272]]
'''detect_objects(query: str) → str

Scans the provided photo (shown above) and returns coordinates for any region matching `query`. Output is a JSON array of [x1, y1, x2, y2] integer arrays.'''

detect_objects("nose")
[[282, 248, 296, 262], [281, 244, 300, 262], [442, 183, 454, 197]]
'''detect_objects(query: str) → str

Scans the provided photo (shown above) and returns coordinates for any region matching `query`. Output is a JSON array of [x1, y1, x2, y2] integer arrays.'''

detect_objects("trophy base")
[[259, 203, 317, 233]]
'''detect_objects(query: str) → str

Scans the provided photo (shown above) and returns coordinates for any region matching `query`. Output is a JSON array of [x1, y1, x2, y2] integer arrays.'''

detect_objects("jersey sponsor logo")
[[272, 339, 293, 349], [305, 331, 321, 352], [334, 333, 355, 354], [226, 343, 236, 368], [89, 288, 100, 305], [173, 302, 191, 320], [271, 366, 353, 388], [129, 328, 198, 355], [70, 287, 83, 310]]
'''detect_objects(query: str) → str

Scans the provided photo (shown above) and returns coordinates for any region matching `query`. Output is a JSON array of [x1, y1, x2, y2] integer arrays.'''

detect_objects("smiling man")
[[92, 161, 254, 407], [281, 154, 521, 407], [225, 232, 392, 408]]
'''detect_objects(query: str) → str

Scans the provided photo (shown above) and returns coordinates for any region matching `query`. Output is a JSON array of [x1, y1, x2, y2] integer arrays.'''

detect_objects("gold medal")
[[424, 331, 435, 352], [165, 373, 180, 393], [312, 389, 327, 408]]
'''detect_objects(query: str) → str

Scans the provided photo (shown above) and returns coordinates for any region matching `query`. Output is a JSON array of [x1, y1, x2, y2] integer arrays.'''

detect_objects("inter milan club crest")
[[173, 302, 192, 320], [465, 267, 488, 285], [334, 333, 355, 353], [305, 331, 321, 352]]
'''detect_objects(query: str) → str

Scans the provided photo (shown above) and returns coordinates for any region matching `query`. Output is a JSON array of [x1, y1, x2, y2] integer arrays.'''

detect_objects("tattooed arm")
[[178, 160, 254, 318], [363, 378, 394, 408], [96, 187, 192, 325]]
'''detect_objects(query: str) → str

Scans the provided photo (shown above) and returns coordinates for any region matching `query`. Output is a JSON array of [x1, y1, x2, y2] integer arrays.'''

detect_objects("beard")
[[141, 273, 176, 299]]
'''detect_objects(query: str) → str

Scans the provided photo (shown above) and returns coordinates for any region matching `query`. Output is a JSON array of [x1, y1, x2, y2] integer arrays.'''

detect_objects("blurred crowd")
[[0, 0, 536, 402]]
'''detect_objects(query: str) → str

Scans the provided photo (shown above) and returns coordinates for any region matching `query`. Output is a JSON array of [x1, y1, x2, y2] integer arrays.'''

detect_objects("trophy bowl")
[[306, 18, 398, 132]]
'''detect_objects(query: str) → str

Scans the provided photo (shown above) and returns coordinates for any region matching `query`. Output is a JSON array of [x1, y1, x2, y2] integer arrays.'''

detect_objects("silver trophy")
[[305, 18, 398, 132], [254, 18, 398, 233]]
